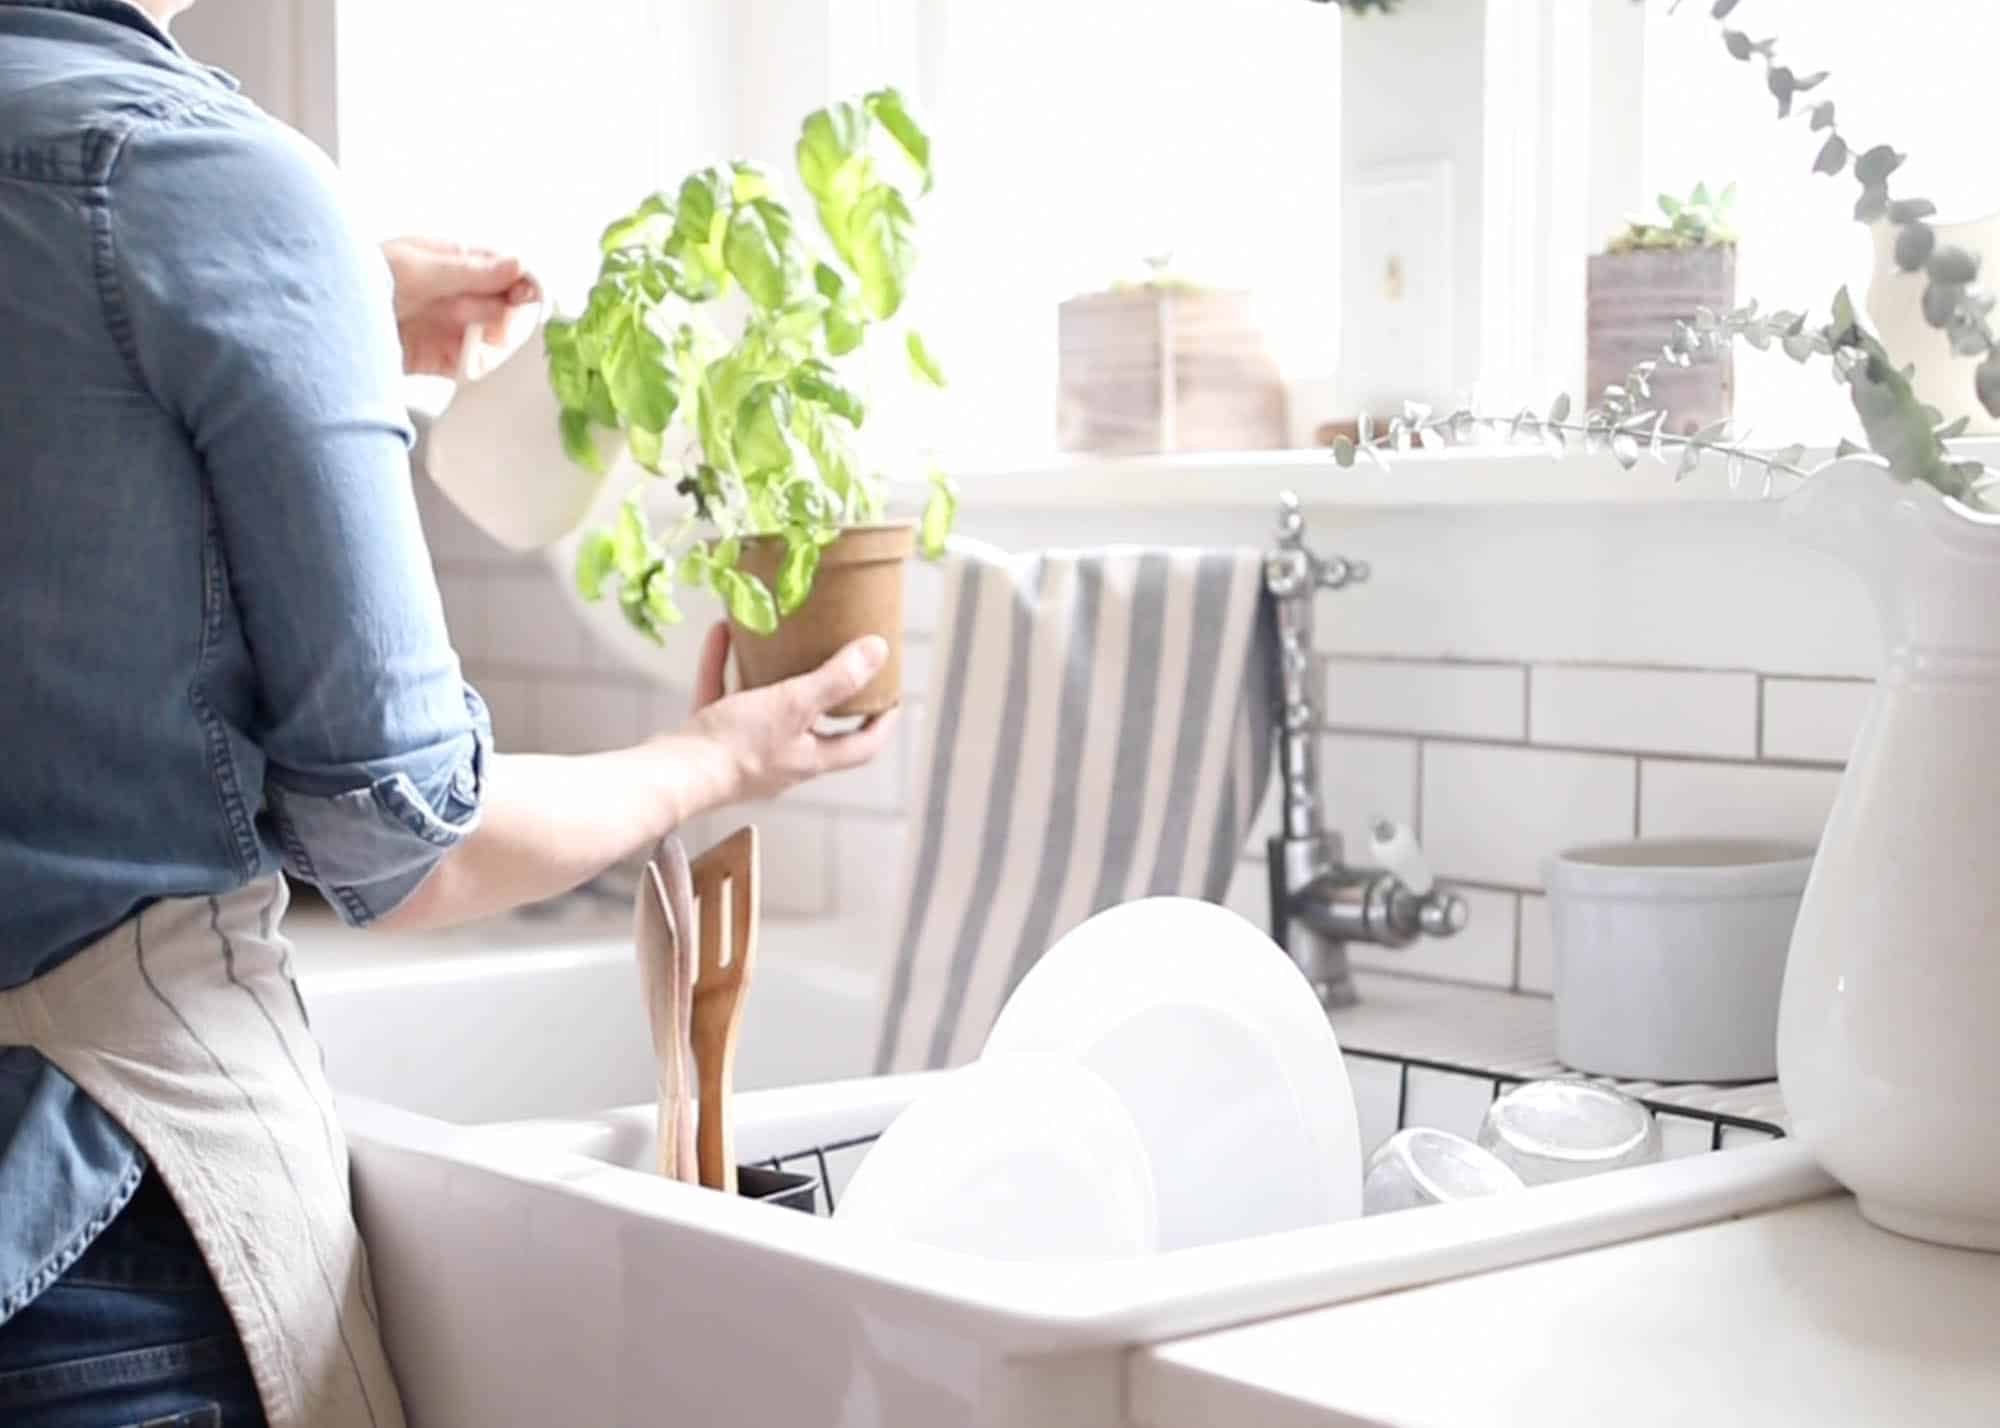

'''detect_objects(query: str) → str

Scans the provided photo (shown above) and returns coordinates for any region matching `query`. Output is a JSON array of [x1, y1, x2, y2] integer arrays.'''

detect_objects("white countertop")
[[1129, 1195, 2000, 1428]]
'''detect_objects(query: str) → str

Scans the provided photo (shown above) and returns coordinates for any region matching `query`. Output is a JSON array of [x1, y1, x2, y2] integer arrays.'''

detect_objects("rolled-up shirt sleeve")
[[110, 99, 487, 924]]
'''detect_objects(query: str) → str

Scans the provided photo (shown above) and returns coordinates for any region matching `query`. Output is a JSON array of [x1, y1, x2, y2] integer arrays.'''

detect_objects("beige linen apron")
[[0, 878, 406, 1428]]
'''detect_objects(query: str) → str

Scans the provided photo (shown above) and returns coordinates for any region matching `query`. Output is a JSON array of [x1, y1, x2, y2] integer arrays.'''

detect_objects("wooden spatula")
[[635, 837, 700, 1182], [690, 826, 760, 1193]]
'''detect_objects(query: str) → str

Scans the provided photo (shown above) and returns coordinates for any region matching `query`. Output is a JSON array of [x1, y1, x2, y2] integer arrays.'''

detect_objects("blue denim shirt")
[[0, 0, 490, 1320]]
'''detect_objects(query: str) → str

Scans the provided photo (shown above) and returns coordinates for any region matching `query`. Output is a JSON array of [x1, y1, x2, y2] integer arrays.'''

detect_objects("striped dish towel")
[[873, 543, 1276, 1073]]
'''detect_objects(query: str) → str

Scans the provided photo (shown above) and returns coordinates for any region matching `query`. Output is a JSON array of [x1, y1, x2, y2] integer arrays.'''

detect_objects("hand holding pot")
[[666, 624, 897, 811]]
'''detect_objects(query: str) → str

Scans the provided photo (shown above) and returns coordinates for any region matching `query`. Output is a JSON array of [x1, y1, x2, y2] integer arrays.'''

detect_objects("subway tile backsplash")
[[415, 480, 1868, 1001]]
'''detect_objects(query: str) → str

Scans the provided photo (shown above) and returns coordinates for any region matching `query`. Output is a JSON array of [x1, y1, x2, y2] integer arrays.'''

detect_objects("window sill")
[[890, 438, 2000, 512]]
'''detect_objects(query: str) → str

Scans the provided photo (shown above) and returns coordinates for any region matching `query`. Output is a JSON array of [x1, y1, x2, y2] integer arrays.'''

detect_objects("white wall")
[[1340, 0, 1487, 410]]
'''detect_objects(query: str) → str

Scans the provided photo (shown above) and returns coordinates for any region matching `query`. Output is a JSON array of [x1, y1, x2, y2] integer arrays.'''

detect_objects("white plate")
[[834, 1055, 1158, 1262], [981, 898, 1361, 1249]]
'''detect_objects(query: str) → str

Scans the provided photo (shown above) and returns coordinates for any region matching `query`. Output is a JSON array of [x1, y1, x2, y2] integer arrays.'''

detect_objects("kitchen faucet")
[[1264, 493, 1469, 1008]]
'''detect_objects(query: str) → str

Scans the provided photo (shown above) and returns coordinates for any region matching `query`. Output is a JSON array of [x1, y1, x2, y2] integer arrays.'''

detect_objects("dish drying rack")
[[745, 974, 1788, 1217]]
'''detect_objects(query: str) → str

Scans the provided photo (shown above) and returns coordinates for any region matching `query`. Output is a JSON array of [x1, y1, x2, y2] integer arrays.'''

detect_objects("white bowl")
[[1363, 1128, 1525, 1215], [834, 1056, 1158, 1261], [981, 898, 1361, 1250], [1477, 1080, 1662, 1186], [1543, 838, 1812, 1083]]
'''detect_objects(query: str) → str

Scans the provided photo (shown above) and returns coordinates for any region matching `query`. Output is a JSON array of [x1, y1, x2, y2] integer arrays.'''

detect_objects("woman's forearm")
[[373, 736, 731, 932]]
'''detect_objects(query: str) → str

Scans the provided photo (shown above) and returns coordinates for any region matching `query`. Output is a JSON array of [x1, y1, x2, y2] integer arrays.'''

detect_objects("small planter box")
[[1586, 246, 1735, 436], [1058, 287, 1287, 455]]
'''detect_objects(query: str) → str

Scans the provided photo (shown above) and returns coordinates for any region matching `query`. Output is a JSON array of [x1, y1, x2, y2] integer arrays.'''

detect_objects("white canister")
[[1542, 839, 1813, 1084]]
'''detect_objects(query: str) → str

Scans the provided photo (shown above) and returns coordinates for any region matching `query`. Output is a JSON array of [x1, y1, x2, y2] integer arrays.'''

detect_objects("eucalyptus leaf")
[[1677, 442, 1702, 479], [1835, 437, 1866, 459], [1927, 246, 1980, 286], [1721, 29, 1752, 60], [1808, 101, 1836, 132], [1895, 223, 1937, 274], [1332, 435, 1358, 467], [1710, 0, 1738, 16], [1923, 280, 1965, 328], [1887, 198, 1938, 224], [1813, 135, 1849, 176], [1979, 354, 2000, 420], [1611, 431, 1640, 469], [1854, 145, 1905, 185], [1549, 393, 1572, 423]]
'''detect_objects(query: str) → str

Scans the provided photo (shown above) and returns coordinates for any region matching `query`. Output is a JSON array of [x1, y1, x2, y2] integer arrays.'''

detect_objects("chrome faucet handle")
[[1369, 819, 1469, 941]]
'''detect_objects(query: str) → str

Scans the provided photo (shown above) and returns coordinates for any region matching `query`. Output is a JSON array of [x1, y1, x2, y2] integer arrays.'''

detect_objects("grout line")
[[1412, 740, 1426, 840], [1511, 893, 1524, 992], [1317, 725, 1847, 771], [1319, 652, 1878, 684]]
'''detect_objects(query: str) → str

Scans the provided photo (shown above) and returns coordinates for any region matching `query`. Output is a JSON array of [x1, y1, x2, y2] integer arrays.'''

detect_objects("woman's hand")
[[669, 623, 898, 810], [381, 237, 541, 377]]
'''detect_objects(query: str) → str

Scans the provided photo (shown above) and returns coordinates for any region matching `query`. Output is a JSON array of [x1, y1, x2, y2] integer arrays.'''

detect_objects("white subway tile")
[[1224, 858, 1270, 929], [436, 569, 495, 665], [900, 635, 937, 706], [1421, 744, 1635, 888], [476, 676, 536, 756], [828, 812, 909, 972], [785, 706, 912, 813], [1517, 893, 1554, 994], [1320, 734, 1420, 869], [746, 806, 834, 916], [412, 475, 507, 568], [1639, 760, 1842, 847], [486, 568, 591, 673], [1762, 678, 1873, 764], [1349, 886, 1516, 989], [1530, 665, 1756, 758], [532, 681, 645, 755], [903, 560, 947, 636], [1325, 659, 1526, 740]]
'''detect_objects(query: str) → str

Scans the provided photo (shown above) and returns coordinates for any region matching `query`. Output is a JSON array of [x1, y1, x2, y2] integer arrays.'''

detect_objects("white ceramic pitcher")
[[420, 315, 621, 551], [1779, 458, 2000, 1251]]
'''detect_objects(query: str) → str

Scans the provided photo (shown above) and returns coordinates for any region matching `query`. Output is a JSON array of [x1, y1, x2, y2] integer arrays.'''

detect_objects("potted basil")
[[552, 90, 955, 716]]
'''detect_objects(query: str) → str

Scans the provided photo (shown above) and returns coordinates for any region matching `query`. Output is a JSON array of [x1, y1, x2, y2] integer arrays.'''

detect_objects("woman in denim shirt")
[[0, 1, 896, 1423]]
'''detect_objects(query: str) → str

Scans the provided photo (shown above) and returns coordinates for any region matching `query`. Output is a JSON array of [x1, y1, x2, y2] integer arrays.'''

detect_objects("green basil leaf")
[[796, 101, 869, 203], [713, 535, 742, 569], [600, 209, 671, 254], [643, 567, 682, 627], [770, 297, 830, 345], [776, 533, 821, 615], [584, 372, 619, 430], [559, 408, 605, 474], [723, 199, 800, 310], [628, 422, 665, 471], [604, 316, 677, 434], [905, 329, 946, 387], [848, 185, 916, 320], [865, 88, 932, 194], [921, 469, 957, 558], [719, 568, 779, 635], [696, 379, 731, 474], [781, 478, 834, 529], [732, 383, 794, 475], [611, 500, 651, 579], [814, 262, 867, 355], [678, 542, 710, 587], [795, 403, 856, 503], [731, 161, 774, 204], [575, 530, 616, 601], [789, 359, 866, 426], [547, 342, 590, 415], [674, 168, 726, 254]]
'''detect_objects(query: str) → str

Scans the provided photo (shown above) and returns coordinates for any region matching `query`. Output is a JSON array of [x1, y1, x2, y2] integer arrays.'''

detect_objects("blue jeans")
[[0, 1172, 265, 1426]]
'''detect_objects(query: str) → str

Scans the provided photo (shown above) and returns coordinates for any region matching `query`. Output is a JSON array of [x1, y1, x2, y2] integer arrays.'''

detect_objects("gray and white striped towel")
[[873, 543, 1276, 1073]]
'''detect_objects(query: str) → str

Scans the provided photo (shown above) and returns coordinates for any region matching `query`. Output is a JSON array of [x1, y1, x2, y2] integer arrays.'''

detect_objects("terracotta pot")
[[732, 522, 916, 717]]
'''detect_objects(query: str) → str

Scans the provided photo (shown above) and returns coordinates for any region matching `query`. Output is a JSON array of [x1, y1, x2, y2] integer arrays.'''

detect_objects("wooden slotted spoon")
[[690, 826, 760, 1193]]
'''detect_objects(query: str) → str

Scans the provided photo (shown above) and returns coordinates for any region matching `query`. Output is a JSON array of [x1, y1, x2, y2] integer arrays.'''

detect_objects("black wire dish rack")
[[742, 1040, 1788, 1218]]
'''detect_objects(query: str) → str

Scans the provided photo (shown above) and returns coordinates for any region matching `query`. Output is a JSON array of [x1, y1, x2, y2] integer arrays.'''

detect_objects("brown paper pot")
[[732, 522, 916, 717]]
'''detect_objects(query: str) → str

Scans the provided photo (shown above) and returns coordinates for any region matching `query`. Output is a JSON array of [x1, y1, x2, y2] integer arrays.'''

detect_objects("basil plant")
[[553, 89, 956, 640]]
